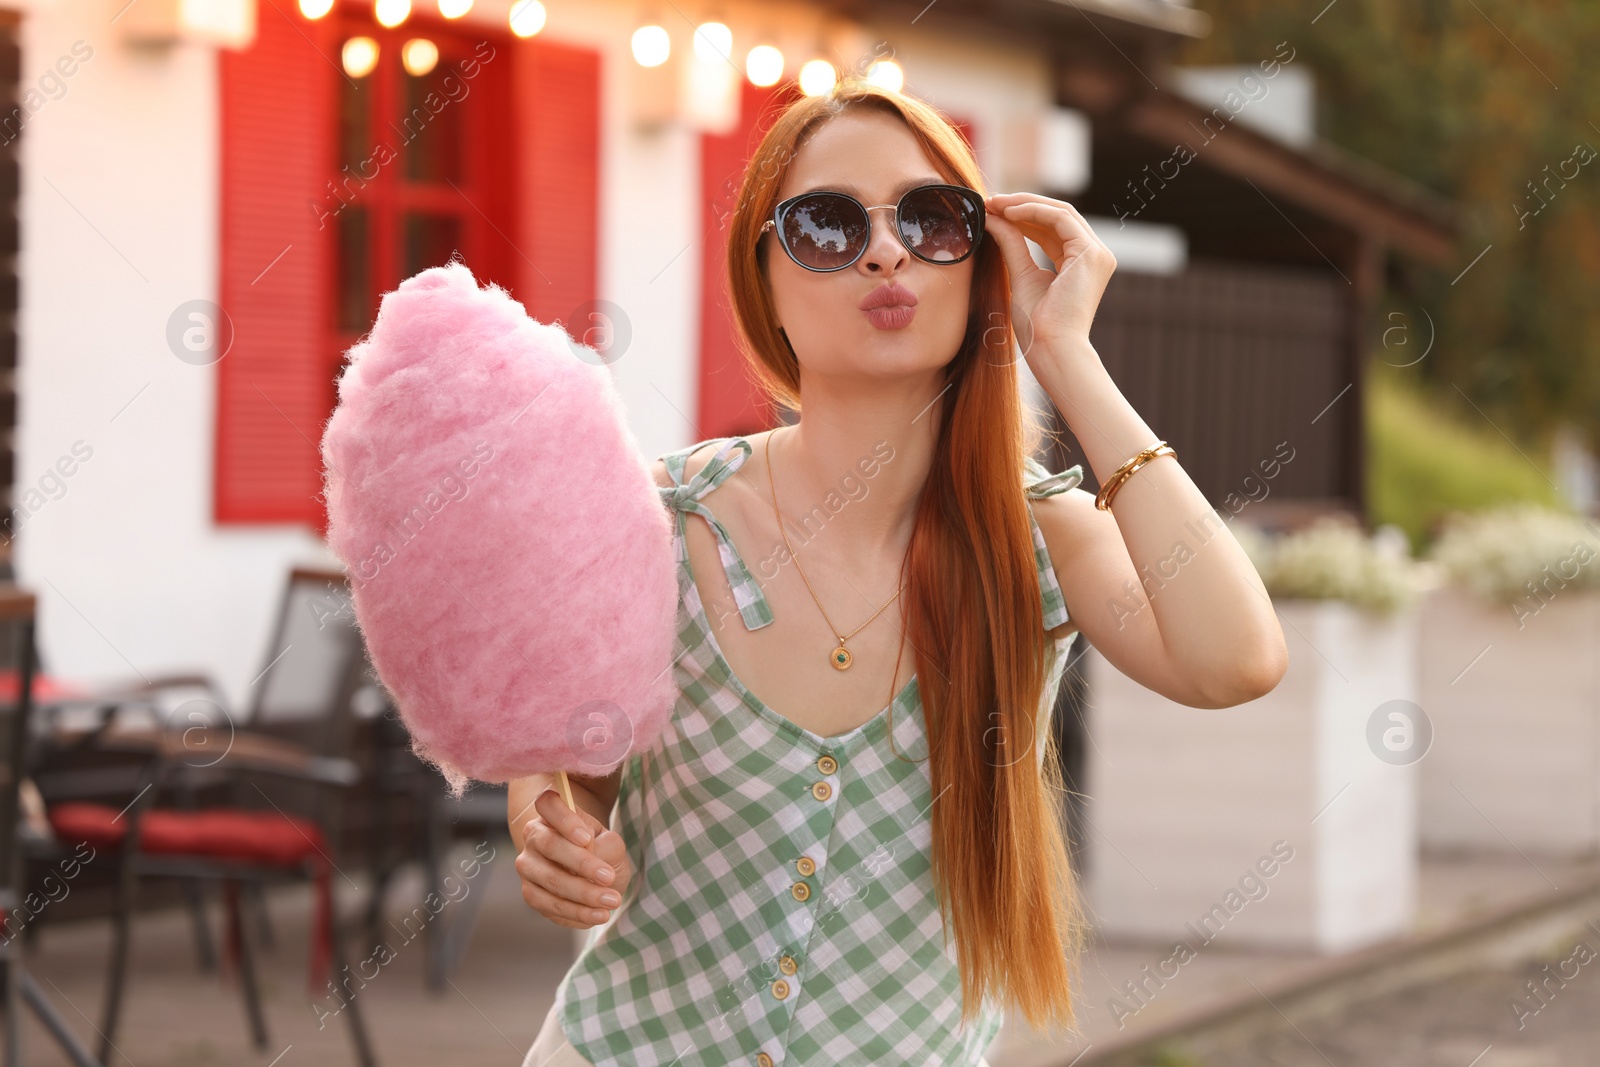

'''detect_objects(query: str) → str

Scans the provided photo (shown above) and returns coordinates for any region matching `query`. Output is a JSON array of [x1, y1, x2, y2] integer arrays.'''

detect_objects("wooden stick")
[[555, 768, 576, 812]]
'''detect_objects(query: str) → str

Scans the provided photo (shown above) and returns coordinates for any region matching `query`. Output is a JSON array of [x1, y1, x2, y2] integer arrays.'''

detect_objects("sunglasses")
[[759, 183, 987, 272]]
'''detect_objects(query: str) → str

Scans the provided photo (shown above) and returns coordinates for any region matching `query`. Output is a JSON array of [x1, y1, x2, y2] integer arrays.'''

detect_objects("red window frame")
[[323, 6, 517, 381]]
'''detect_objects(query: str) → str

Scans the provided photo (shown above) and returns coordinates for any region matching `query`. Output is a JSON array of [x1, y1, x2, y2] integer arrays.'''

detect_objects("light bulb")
[[799, 58, 836, 96], [342, 36, 380, 78], [632, 24, 670, 67], [374, 0, 410, 29], [509, 0, 546, 37], [693, 22, 732, 64], [866, 60, 903, 92], [746, 44, 783, 87], [402, 37, 439, 76]]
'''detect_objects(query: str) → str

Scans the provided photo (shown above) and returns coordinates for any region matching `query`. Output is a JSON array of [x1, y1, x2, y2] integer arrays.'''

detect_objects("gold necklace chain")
[[765, 427, 907, 672]]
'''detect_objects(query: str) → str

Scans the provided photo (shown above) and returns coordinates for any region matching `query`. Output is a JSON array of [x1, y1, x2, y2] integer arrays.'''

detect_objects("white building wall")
[[13, 0, 331, 713]]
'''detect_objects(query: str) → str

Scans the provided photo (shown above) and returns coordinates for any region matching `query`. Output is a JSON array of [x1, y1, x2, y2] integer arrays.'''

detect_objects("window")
[[328, 8, 516, 347], [218, 8, 596, 527]]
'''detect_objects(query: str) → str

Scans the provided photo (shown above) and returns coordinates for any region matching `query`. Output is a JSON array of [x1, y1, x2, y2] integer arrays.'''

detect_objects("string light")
[[300, 0, 335, 17], [692, 21, 732, 64], [509, 0, 546, 37], [798, 58, 836, 96], [746, 43, 783, 86], [374, 0, 410, 29], [866, 59, 903, 92], [342, 36, 380, 77], [632, 24, 670, 67], [438, 0, 472, 18], [402, 37, 439, 76]]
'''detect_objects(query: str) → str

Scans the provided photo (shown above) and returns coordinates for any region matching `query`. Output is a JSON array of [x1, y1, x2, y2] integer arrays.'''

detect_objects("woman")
[[509, 80, 1287, 1067]]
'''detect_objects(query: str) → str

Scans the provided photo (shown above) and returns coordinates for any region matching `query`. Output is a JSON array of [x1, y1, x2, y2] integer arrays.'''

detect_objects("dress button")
[[757, 1055, 773, 1067], [772, 978, 790, 999], [795, 856, 816, 876], [811, 781, 832, 801], [817, 754, 838, 775], [779, 955, 798, 975], [791, 881, 811, 901]]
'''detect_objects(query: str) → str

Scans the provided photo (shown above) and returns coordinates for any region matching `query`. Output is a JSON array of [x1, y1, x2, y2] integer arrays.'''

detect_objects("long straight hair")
[[724, 80, 1086, 1031]]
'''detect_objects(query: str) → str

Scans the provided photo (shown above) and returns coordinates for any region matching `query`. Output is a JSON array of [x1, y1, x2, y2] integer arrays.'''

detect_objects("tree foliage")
[[1183, 0, 1600, 450]]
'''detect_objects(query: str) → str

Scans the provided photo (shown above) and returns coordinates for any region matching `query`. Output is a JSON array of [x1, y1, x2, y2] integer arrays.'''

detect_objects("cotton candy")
[[320, 261, 678, 793]]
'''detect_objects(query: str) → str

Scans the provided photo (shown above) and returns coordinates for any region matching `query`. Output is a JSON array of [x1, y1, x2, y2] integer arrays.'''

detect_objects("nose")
[[857, 204, 908, 275]]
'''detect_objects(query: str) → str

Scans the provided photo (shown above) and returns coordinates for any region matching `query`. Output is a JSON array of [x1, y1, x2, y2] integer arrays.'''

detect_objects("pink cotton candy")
[[320, 261, 678, 793]]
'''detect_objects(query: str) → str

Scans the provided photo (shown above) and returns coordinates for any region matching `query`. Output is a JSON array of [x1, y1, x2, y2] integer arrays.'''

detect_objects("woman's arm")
[[986, 191, 1288, 709], [1028, 398, 1285, 709]]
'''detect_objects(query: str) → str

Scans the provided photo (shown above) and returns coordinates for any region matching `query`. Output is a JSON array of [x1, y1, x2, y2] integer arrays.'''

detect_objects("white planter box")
[[1083, 599, 1419, 954], [1417, 585, 1600, 857]]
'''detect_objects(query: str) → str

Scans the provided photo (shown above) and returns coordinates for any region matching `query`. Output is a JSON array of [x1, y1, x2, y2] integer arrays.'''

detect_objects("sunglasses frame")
[[759, 182, 987, 273]]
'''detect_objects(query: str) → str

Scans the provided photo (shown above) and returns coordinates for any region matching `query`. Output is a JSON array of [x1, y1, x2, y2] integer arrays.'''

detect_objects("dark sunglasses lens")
[[780, 193, 869, 270], [898, 187, 982, 263]]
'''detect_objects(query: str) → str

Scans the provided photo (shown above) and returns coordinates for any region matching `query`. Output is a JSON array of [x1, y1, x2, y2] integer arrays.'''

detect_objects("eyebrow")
[[799, 176, 948, 202]]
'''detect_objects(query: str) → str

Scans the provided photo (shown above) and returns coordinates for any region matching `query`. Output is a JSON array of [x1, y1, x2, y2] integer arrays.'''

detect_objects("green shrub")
[[1366, 368, 1564, 552]]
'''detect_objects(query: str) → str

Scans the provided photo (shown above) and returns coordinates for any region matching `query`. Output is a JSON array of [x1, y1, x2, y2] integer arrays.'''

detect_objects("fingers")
[[983, 209, 1053, 294], [517, 845, 622, 910], [516, 839, 623, 929], [987, 193, 1110, 266], [534, 786, 596, 847], [521, 813, 615, 884], [512, 788, 635, 930], [987, 198, 1067, 265], [518, 870, 614, 928], [589, 831, 633, 891]]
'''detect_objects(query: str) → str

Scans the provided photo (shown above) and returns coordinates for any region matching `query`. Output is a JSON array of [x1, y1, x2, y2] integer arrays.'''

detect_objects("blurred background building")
[[7, 0, 1467, 706]]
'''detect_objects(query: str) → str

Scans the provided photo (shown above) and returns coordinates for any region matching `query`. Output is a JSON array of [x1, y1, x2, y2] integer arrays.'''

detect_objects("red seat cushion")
[[0, 669, 90, 702], [48, 801, 335, 993], [48, 802, 327, 867]]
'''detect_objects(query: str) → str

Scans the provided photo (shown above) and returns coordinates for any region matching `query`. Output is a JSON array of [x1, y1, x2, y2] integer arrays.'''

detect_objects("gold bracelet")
[[1095, 441, 1176, 511]]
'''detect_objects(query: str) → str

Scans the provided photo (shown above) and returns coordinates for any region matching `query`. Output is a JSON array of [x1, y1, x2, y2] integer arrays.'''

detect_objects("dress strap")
[[656, 437, 776, 632], [1023, 455, 1083, 631], [1023, 454, 1085, 500]]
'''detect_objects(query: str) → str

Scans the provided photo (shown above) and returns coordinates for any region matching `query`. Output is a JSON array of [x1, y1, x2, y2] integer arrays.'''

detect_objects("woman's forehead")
[[777, 110, 944, 202]]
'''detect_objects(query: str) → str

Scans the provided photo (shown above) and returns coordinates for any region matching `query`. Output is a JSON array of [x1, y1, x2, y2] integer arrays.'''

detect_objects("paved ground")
[[12, 846, 1600, 1067], [1156, 944, 1600, 1067]]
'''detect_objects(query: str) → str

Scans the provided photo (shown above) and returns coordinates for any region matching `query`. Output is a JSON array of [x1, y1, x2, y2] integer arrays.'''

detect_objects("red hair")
[[724, 79, 1086, 1031]]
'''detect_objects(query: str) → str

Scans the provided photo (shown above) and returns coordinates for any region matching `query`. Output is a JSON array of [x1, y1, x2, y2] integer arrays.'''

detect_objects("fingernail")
[[596, 865, 614, 883], [601, 891, 620, 906], [573, 828, 593, 845]]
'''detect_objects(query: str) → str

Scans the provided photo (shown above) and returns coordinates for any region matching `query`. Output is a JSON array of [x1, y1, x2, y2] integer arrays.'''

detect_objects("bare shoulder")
[[650, 437, 748, 495], [649, 439, 719, 489], [1028, 483, 1106, 554]]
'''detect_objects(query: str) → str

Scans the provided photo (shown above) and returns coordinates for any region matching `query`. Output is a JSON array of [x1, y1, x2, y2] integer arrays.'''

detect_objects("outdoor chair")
[[40, 568, 379, 1066], [0, 585, 105, 1067]]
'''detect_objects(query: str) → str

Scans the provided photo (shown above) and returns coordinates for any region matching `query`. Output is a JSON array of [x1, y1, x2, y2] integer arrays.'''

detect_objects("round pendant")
[[831, 645, 852, 670]]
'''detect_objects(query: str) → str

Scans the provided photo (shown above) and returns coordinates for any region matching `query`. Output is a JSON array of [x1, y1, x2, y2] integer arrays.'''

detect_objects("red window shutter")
[[513, 38, 600, 328], [215, 6, 335, 525], [697, 80, 798, 440]]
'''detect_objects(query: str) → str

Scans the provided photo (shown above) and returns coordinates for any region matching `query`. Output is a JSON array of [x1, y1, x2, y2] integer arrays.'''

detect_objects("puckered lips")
[[860, 282, 918, 330]]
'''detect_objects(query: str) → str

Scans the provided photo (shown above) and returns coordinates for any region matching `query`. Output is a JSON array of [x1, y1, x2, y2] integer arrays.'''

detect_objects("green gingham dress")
[[551, 436, 1084, 1067]]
